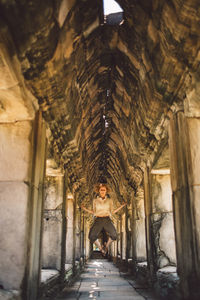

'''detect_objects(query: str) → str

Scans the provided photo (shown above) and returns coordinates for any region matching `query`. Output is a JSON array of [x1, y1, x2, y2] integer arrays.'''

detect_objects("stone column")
[[144, 166, 156, 282], [72, 196, 77, 271], [42, 167, 64, 271], [0, 112, 46, 300], [75, 206, 81, 261], [151, 169, 176, 269], [117, 219, 121, 259], [65, 193, 74, 264], [110, 218, 118, 259], [125, 206, 130, 261], [121, 214, 126, 260], [27, 113, 46, 300], [80, 210, 85, 260], [84, 218, 91, 259], [169, 106, 200, 299], [132, 190, 147, 264], [61, 174, 67, 278]]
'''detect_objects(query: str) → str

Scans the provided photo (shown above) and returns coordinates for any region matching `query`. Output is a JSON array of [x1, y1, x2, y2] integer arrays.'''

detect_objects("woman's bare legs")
[[94, 239, 105, 254], [104, 237, 113, 254], [94, 237, 114, 256]]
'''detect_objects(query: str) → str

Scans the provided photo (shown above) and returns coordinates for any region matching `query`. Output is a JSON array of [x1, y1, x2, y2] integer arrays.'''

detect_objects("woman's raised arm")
[[81, 204, 94, 215], [113, 202, 127, 214]]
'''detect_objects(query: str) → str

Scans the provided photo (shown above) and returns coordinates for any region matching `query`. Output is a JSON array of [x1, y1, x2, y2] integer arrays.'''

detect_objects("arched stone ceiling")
[[0, 0, 200, 205]]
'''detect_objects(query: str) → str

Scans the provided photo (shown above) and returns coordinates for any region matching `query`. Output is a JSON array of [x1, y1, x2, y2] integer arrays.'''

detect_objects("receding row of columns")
[[0, 111, 91, 300], [107, 107, 200, 300], [0, 112, 46, 300]]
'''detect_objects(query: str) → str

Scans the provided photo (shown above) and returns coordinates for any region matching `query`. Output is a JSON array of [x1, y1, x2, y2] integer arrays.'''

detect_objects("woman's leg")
[[103, 218, 117, 252], [94, 239, 104, 252], [89, 218, 105, 252], [105, 237, 113, 249]]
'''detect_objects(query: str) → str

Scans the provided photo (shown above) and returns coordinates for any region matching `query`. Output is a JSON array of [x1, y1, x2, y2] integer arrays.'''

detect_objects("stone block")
[[187, 118, 200, 181], [0, 121, 33, 181], [44, 176, 64, 209], [152, 174, 172, 212], [65, 227, 74, 263], [0, 289, 20, 300], [135, 219, 146, 260], [155, 267, 180, 299], [42, 210, 62, 270], [159, 213, 176, 264], [0, 182, 29, 290]]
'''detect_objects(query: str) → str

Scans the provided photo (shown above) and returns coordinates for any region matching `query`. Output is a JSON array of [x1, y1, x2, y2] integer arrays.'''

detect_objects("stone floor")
[[53, 259, 160, 300]]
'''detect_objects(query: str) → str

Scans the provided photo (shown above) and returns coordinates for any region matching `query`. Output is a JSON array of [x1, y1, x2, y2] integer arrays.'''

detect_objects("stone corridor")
[[42, 259, 158, 300], [1, 0, 200, 299]]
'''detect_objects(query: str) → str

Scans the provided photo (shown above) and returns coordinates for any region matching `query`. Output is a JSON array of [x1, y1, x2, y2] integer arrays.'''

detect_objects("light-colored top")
[[93, 196, 113, 217]]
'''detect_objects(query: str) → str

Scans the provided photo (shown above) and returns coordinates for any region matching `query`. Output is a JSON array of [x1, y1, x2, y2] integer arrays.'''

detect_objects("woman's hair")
[[94, 183, 110, 193]]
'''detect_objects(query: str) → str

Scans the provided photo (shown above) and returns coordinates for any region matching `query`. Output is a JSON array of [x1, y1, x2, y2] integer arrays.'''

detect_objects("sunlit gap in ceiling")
[[103, 0, 124, 25], [103, 89, 110, 135]]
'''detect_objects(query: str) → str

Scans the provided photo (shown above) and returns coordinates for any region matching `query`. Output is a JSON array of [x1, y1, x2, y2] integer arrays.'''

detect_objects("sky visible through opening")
[[103, 0, 123, 15]]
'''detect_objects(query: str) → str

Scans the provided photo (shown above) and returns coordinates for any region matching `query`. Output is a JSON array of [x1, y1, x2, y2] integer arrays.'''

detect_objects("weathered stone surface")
[[133, 189, 147, 262], [151, 173, 176, 268], [42, 210, 63, 269], [44, 176, 64, 210], [156, 266, 180, 299], [169, 111, 200, 299], [152, 174, 172, 213], [0, 182, 29, 290], [65, 198, 74, 264], [0, 121, 33, 181], [0, 290, 20, 300], [159, 213, 176, 265], [135, 219, 146, 261]]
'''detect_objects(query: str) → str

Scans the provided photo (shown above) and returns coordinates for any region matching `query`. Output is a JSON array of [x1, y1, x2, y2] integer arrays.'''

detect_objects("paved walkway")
[[56, 259, 159, 300]]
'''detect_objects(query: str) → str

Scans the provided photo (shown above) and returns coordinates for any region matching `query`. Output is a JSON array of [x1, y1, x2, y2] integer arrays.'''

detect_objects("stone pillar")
[[131, 195, 136, 268], [26, 112, 46, 300], [75, 206, 81, 261], [144, 166, 156, 281], [72, 196, 77, 270], [84, 218, 91, 259], [125, 206, 130, 261], [0, 112, 45, 298], [61, 174, 67, 278], [151, 169, 176, 268], [117, 219, 121, 258], [42, 169, 64, 271], [65, 193, 74, 264], [132, 190, 147, 263], [169, 107, 200, 299], [121, 214, 126, 260], [110, 218, 118, 259], [80, 210, 85, 260]]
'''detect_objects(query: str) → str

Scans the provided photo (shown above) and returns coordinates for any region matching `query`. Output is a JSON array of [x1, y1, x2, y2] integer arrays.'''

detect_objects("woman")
[[82, 183, 127, 255]]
